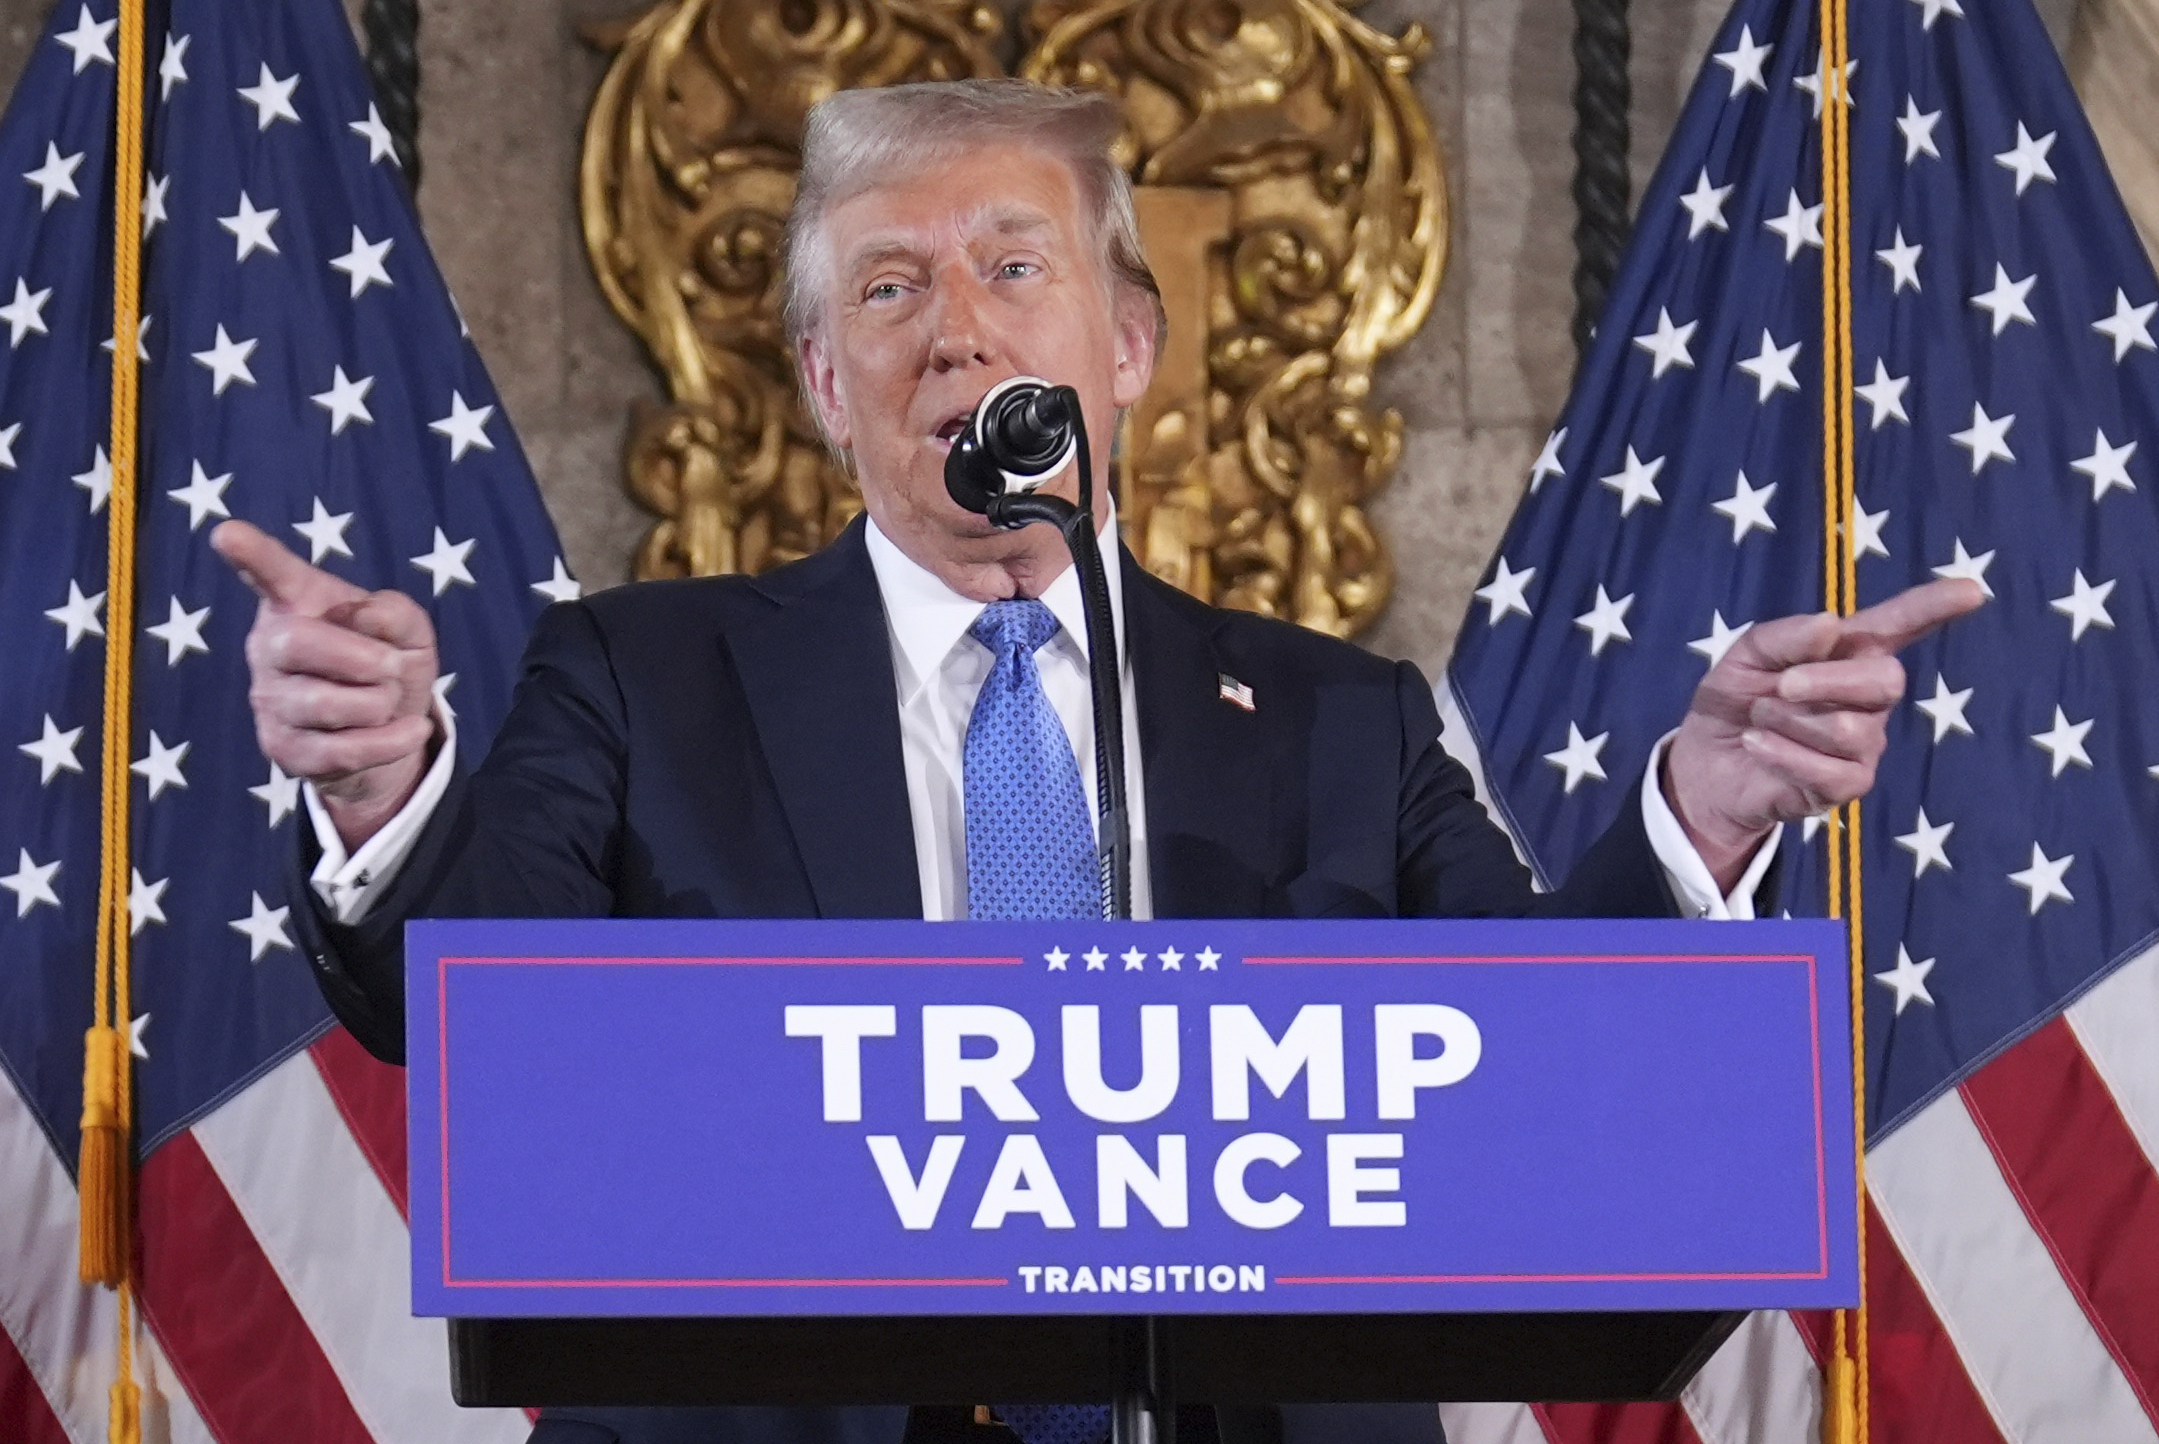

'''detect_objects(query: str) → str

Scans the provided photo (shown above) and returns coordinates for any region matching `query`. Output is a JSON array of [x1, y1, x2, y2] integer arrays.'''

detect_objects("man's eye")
[[866, 281, 904, 302], [998, 261, 1037, 280]]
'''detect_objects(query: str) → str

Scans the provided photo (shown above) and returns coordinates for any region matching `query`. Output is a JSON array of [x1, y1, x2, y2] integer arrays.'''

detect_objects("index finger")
[[1837, 577, 1986, 656], [210, 519, 366, 616]]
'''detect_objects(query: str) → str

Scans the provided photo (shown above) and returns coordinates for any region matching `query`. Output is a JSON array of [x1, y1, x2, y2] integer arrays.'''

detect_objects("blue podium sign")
[[407, 917, 1856, 1319]]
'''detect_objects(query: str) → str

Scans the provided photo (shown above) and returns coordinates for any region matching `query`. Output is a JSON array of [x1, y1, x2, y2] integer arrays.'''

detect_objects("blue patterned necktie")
[[964, 600, 1109, 1444], [964, 599, 1099, 923]]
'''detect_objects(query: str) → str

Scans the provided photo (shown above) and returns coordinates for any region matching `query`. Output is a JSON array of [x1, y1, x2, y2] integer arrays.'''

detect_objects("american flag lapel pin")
[[1217, 674, 1255, 712]]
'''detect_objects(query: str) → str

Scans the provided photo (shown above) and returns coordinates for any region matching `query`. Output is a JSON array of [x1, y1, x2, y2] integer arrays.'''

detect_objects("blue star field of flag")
[[1446, 0, 2159, 1140], [0, 0, 571, 1167]]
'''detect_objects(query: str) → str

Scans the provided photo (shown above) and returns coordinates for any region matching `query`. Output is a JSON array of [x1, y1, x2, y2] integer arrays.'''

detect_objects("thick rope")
[[1570, 0, 1632, 356], [1814, 0, 1866, 1436], [362, 0, 422, 188], [84, 0, 148, 1438]]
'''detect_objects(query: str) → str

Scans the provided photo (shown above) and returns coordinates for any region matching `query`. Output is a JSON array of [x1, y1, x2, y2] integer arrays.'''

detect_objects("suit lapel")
[[1123, 559, 1276, 918], [726, 521, 924, 919]]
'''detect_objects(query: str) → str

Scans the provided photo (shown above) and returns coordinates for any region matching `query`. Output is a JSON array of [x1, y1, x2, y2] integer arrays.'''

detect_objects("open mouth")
[[930, 411, 970, 450]]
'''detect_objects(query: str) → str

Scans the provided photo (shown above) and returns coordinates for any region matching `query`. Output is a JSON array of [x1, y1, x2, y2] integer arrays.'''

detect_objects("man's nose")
[[927, 271, 997, 372]]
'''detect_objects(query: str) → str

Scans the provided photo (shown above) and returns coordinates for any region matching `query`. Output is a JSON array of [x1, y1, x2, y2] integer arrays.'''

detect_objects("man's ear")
[[1109, 291, 1159, 410], [797, 333, 853, 451]]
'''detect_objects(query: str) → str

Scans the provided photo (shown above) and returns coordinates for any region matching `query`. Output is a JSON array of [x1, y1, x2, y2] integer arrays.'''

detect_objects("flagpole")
[[1814, 0, 1866, 1437], [81, 0, 148, 1436]]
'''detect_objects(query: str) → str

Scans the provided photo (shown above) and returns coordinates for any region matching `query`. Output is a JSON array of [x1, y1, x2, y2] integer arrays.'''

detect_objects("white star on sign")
[[44, 579, 105, 649], [1688, 611, 1752, 669], [292, 497, 355, 563], [1910, 0, 1963, 28], [1712, 25, 1772, 95], [1711, 471, 1777, 542], [2008, 843, 2074, 914], [72, 444, 110, 513], [1574, 587, 1634, 657], [1, 849, 60, 916], [1854, 360, 1910, 430], [1600, 446, 1665, 517], [249, 761, 301, 826], [1794, 54, 1855, 116], [169, 461, 233, 530], [142, 173, 169, 238], [14, 711, 87, 801], [2050, 569, 2116, 641], [1159, 948, 1183, 970], [131, 731, 190, 799], [1736, 329, 1802, 401], [429, 391, 495, 460], [1122, 946, 1147, 971], [1679, 169, 1734, 238], [2, 277, 53, 347], [1969, 265, 2036, 335], [145, 595, 210, 665], [1949, 404, 2015, 474], [159, 30, 189, 98], [23, 142, 85, 211], [1897, 98, 1943, 163], [229, 891, 294, 961], [1932, 538, 1996, 597], [1474, 556, 1533, 625], [1045, 948, 1069, 971], [1874, 946, 1937, 1014], [1764, 190, 1826, 261], [1632, 308, 1698, 377], [412, 528, 477, 595], [350, 102, 397, 164], [218, 191, 280, 261], [1916, 674, 1975, 741], [1529, 427, 1566, 492], [1875, 227, 1923, 294], [309, 365, 375, 434], [0, 420, 17, 469], [53, 5, 116, 72], [129, 868, 169, 936], [2030, 706, 2094, 777], [1894, 808, 1954, 877], [2093, 289, 2156, 362], [1994, 124, 2057, 195], [236, 62, 300, 129], [191, 324, 257, 396], [330, 226, 394, 298], [1853, 504, 1890, 560], [2071, 428, 2136, 501], [532, 557, 582, 604], [1543, 723, 1610, 794], [1197, 947, 1221, 970], [20, 715, 84, 784], [1083, 947, 1107, 971]]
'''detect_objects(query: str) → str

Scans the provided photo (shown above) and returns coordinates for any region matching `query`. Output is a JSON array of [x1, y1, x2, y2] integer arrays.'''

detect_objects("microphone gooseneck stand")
[[944, 380, 1157, 1444]]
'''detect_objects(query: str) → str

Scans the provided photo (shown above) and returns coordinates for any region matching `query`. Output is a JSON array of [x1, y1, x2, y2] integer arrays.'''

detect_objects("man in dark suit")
[[212, 77, 1976, 1444]]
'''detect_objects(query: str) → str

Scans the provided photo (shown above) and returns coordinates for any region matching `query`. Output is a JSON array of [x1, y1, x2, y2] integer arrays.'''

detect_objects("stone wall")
[[0, 0, 2114, 686]]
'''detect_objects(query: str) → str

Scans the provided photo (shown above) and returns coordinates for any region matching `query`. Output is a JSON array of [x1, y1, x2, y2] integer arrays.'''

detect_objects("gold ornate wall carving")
[[580, 0, 1444, 636]]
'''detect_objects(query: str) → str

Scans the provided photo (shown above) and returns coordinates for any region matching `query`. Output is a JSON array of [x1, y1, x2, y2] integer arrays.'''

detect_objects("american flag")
[[0, 0, 568, 1438], [1437, 0, 2159, 1437]]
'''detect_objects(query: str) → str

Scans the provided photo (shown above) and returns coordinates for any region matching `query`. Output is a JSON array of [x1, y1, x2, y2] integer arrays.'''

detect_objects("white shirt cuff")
[[304, 707, 459, 925], [1640, 730, 1782, 920]]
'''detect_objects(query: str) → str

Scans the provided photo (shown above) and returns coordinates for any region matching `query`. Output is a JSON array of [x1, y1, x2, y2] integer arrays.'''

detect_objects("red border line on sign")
[[441, 955, 1027, 967], [1273, 1269, 1829, 1284], [444, 1276, 1010, 1289], [1242, 954, 1818, 965]]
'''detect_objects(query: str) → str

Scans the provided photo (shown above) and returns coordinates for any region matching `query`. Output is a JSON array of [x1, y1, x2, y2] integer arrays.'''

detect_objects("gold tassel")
[[78, 1025, 127, 1285], [107, 1376, 139, 1444], [1823, 1347, 1857, 1444]]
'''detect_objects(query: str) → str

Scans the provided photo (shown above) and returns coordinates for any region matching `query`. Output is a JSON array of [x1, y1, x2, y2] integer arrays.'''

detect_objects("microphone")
[[943, 376, 1081, 516]]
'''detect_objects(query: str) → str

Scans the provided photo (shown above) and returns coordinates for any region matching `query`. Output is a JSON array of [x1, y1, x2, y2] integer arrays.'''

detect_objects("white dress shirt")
[[305, 515, 1773, 924]]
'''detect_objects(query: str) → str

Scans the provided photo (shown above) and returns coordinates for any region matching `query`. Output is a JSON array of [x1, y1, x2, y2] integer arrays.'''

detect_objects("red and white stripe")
[[1, 1028, 529, 1444], [1439, 937, 2159, 1444]]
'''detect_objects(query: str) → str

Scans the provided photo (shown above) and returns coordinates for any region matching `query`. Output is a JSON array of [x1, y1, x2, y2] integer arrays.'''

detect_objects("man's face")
[[797, 142, 1157, 597]]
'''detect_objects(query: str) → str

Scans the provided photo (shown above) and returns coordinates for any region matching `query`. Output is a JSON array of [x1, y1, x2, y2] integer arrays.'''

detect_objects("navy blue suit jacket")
[[291, 518, 1684, 1444]]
